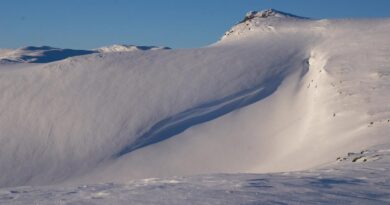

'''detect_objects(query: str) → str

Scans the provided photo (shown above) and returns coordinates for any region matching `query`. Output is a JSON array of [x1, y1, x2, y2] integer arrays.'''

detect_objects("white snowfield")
[[0, 9, 390, 204], [1, 146, 390, 204]]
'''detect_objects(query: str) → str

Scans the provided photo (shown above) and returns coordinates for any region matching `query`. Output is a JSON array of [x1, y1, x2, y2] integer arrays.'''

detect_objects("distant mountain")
[[0, 46, 95, 63], [0, 44, 170, 64]]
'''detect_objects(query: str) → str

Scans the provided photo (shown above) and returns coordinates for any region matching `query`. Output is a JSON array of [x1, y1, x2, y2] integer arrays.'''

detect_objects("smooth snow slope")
[[0, 9, 389, 189]]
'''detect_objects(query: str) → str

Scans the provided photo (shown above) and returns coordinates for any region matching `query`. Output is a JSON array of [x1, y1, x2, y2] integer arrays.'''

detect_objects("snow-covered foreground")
[[1, 145, 390, 204], [0, 9, 390, 203]]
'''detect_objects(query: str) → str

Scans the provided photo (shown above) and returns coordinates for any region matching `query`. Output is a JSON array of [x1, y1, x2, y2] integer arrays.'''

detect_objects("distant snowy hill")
[[0, 46, 95, 63], [0, 44, 170, 63], [0, 9, 389, 204]]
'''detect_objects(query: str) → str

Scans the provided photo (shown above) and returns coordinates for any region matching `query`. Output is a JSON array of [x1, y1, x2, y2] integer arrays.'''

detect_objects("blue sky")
[[1, 0, 390, 49]]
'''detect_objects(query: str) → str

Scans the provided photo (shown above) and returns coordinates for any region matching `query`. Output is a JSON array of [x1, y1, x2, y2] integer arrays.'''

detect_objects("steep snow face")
[[74, 18, 390, 184], [0, 34, 311, 187], [0, 10, 389, 189], [95, 44, 170, 53]]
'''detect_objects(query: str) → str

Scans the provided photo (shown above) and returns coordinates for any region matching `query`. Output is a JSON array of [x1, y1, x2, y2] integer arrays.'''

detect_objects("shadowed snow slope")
[[0, 10, 389, 190], [0, 46, 96, 63]]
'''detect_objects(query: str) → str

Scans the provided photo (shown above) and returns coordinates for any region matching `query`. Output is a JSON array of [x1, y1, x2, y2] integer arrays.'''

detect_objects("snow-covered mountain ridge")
[[0, 44, 169, 63], [0, 46, 95, 63], [95, 44, 170, 53], [0, 9, 389, 204]]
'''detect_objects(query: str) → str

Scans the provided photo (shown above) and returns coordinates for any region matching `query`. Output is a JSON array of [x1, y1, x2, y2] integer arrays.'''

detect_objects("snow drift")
[[0, 9, 389, 189]]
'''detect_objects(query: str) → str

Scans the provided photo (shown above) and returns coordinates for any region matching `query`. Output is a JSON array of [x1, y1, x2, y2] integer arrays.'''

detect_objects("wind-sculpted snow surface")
[[0, 10, 389, 205], [116, 76, 283, 156], [0, 34, 310, 187], [1, 145, 390, 204]]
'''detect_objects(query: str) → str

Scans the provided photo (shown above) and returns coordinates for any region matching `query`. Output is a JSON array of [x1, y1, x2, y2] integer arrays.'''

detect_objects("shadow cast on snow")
[[115, 75, 284, 157]]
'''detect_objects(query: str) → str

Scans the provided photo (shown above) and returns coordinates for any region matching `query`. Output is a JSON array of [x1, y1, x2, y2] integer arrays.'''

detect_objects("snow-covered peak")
[[221, 9, 309, 41], [241, 9, 306, 22], [0, 11, 390, 204], [96, 44, 170, 53]]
